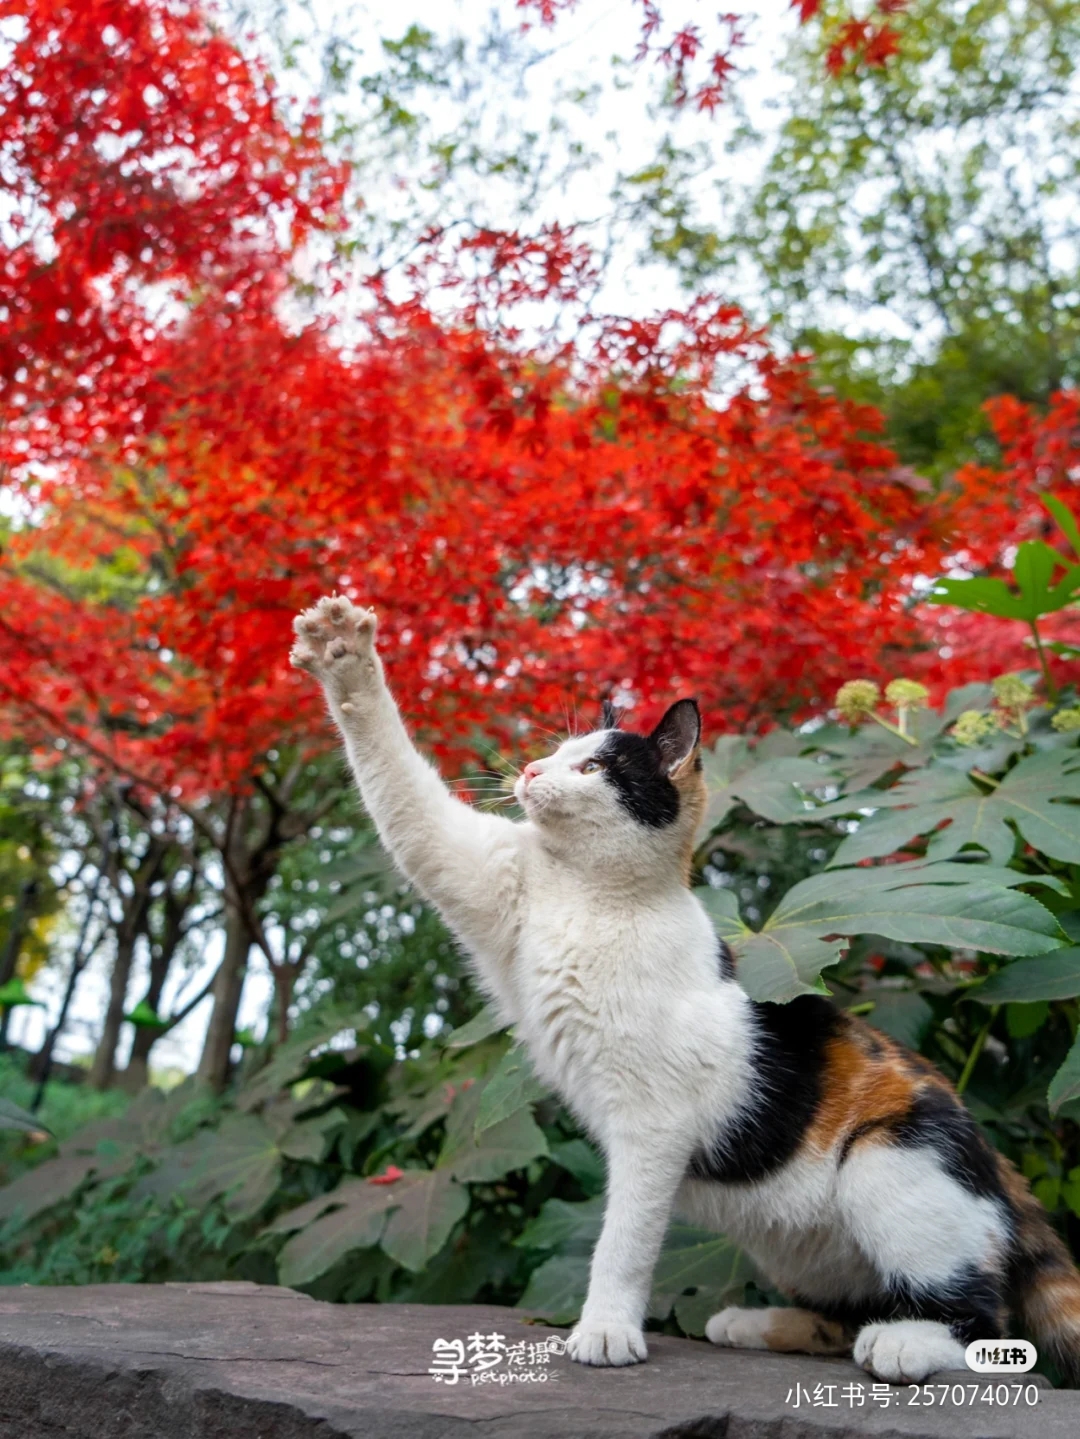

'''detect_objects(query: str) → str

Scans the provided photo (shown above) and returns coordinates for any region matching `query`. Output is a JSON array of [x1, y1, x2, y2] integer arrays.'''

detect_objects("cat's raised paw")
[[854, 1320, 967, 1384], [289, 595, 379, 701], [566, 1320, 647, 1367]]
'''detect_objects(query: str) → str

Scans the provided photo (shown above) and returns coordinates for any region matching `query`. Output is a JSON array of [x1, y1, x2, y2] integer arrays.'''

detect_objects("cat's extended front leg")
[[568, 1133, 690, 1367], [290, 596, 522, 984]]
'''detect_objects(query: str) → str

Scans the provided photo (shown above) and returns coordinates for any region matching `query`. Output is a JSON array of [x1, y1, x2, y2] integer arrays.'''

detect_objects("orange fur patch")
[[673, 748, 707, 885], [761, 1307, 853, 1355], [805, 1019, 920, 1156]]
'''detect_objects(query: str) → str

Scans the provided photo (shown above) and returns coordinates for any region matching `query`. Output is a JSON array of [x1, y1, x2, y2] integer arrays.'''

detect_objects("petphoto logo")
[[965, 1340, 1038, 1374], [429, 1331, 567, 1385]]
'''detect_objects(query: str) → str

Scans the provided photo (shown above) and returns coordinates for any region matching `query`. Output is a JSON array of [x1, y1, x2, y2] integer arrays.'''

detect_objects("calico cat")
[[290, 594, 1080, 1384]]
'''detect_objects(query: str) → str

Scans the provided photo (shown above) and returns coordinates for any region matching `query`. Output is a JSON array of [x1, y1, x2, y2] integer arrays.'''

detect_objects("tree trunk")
[[195, 905, 254, 1091], [88, 843, 165, 1090], [0, 879, 38, 1050]]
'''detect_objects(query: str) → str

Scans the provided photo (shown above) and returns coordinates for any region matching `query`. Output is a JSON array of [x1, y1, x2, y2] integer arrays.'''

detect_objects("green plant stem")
[[1030, 620, 1059, 703], [867, 711, 919, 746], [956, 1006, 1000, 1096]]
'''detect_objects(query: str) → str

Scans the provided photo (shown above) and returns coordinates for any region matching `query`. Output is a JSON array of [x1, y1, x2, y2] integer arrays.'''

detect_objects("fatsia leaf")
[[135, 1114, 280, 1219], [0, 1098, 48, 1134], [439, 1078, 549, 1182], [975, 949, 1080, 1004], [0, 1153, 100, 1223], [517, 1253, 590, 1323], [474, 1043, 549, 1134], [699, 865, 1063, 1003], [928, 543, 1080, 621], [275, 1176, 401, 1285], [650, 1230, 755, 1324], [549, 1138, 606, 1196], [516, 1196, 604, 1252], [442, 1005, 507, 1049], [379, 1168, 469, 1272], [1045, 495, 1080, 560], [829, 749, 1080, 868], [702, 743, 839, 827]]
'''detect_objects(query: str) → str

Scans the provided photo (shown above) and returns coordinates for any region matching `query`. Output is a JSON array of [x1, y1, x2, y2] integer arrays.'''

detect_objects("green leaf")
[[379, 1168, 469, 1272], [442, 1005, 507, 1049], [929, 544, 1080, 622], [517, 1252, 590, 1323], [0, 1097, 49, 1134], [829, 750, 1080, 868], [702, 742, 840, 828], [278, 1106, 348, 1163], [516, 1196, 604, 1252], [275, 1176, 400, 1285], [549, 1139, 605, 1197], [650, 1230, 756, 1324], [135, 1114, 281, 1220], [0, 1153, 99, 1223], [124, 1000, 170, 1031], [235, 1009, 369, 1112], [859, 990, 934, 1049], [0, 977, 42, 1008], [1044, 496, 1080, 560], [439, 1079, 549, 1182], [975, 948, 1080, 1003], [700, 864, 1063, 1003], [1049, 1031, 1080, 1114], [474, 1044, 549, 1133]]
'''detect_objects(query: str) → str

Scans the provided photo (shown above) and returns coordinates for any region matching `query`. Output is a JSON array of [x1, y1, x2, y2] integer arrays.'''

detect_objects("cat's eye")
[[580, 759, 603, 774]]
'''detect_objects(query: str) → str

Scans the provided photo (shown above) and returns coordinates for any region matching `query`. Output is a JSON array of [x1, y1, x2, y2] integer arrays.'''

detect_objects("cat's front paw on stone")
[[704, 1306, 770, 1350], [566, 1320, 647, 1367], [854, 1320, 966, 1384], [290, 594, 379, 702]]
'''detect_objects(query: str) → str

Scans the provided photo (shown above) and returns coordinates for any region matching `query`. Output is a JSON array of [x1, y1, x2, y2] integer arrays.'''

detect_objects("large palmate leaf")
[[438, 1077, 549, 1182], [516, 1195, 604, 1253], [702, 738, 839, 828], [975, 948, 1080, 1004], [135, 1114, 281, 1219], [517, 1253, 591, 1323], [650, 1227, 756, 1330], [474, 1044, 549, 1134], [273, 1176, 402, 1286], [928, 541, 1080, 622], [442, 1005, 507, 1049], [0, 1098, 48, 1134], [828, 749, 1080, 868], [700, 863, 1064, 1002], [379, 1168, 469, 1272]]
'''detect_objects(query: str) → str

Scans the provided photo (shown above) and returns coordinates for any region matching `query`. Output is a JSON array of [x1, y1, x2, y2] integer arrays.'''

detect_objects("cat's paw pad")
[[290, 596, 377, 689], [854, 1321, 966, 1384], [566, 1320, 647, 1367], [705, 1307, 770, 1350]]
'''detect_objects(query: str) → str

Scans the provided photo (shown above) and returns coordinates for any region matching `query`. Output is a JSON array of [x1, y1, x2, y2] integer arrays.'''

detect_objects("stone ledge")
[[0, 1282, 1076, 1439]]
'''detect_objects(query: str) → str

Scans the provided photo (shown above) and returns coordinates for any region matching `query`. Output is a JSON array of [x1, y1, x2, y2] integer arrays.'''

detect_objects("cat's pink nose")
[[522, 762, 543, 785]]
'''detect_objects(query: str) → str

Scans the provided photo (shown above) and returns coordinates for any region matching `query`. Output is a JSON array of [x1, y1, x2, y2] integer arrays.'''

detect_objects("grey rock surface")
[[0, 1282, 1074, 1439]]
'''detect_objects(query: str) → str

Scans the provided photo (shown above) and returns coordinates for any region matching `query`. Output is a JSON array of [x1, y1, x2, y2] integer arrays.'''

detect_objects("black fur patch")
[[595, 730, 680, 829], [804, 1265, 1007, 1344], [717, 938, 736, 981], [688, 994, 843, 1184], [839, 1085, 1004, 1202]]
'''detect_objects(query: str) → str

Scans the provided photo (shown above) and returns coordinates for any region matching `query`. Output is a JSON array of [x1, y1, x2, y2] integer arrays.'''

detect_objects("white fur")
[[705, 1307, 775, 1349], [291, 598, 1010, 1375], [854, 1321, 967, 1383]]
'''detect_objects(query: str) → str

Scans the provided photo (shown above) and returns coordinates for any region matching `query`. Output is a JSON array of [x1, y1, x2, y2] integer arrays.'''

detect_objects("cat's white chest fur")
[[508, 843, 752, 1146]]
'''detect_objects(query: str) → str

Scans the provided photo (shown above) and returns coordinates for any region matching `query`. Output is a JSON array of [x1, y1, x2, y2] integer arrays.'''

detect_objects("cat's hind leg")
[[706, 1306, 853, 1356]]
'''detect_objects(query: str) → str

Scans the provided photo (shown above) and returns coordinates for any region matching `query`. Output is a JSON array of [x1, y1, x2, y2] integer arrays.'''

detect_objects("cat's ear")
[[649, 699, 701, 776], [600, 699, 620, 730]]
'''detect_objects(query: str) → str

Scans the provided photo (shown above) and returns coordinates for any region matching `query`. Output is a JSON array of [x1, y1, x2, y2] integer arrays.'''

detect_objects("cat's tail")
[[999, 1153, 1080, 1384]]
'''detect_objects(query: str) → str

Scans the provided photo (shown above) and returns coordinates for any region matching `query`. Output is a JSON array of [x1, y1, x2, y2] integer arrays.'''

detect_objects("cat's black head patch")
[[595, 699, 701, 829]]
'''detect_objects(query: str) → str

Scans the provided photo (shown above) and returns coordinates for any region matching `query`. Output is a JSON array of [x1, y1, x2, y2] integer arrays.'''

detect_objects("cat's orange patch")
[[673, 749, 707, 885], [760, 1307, 853, 1355], [805, 1021, 920, 1156]]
